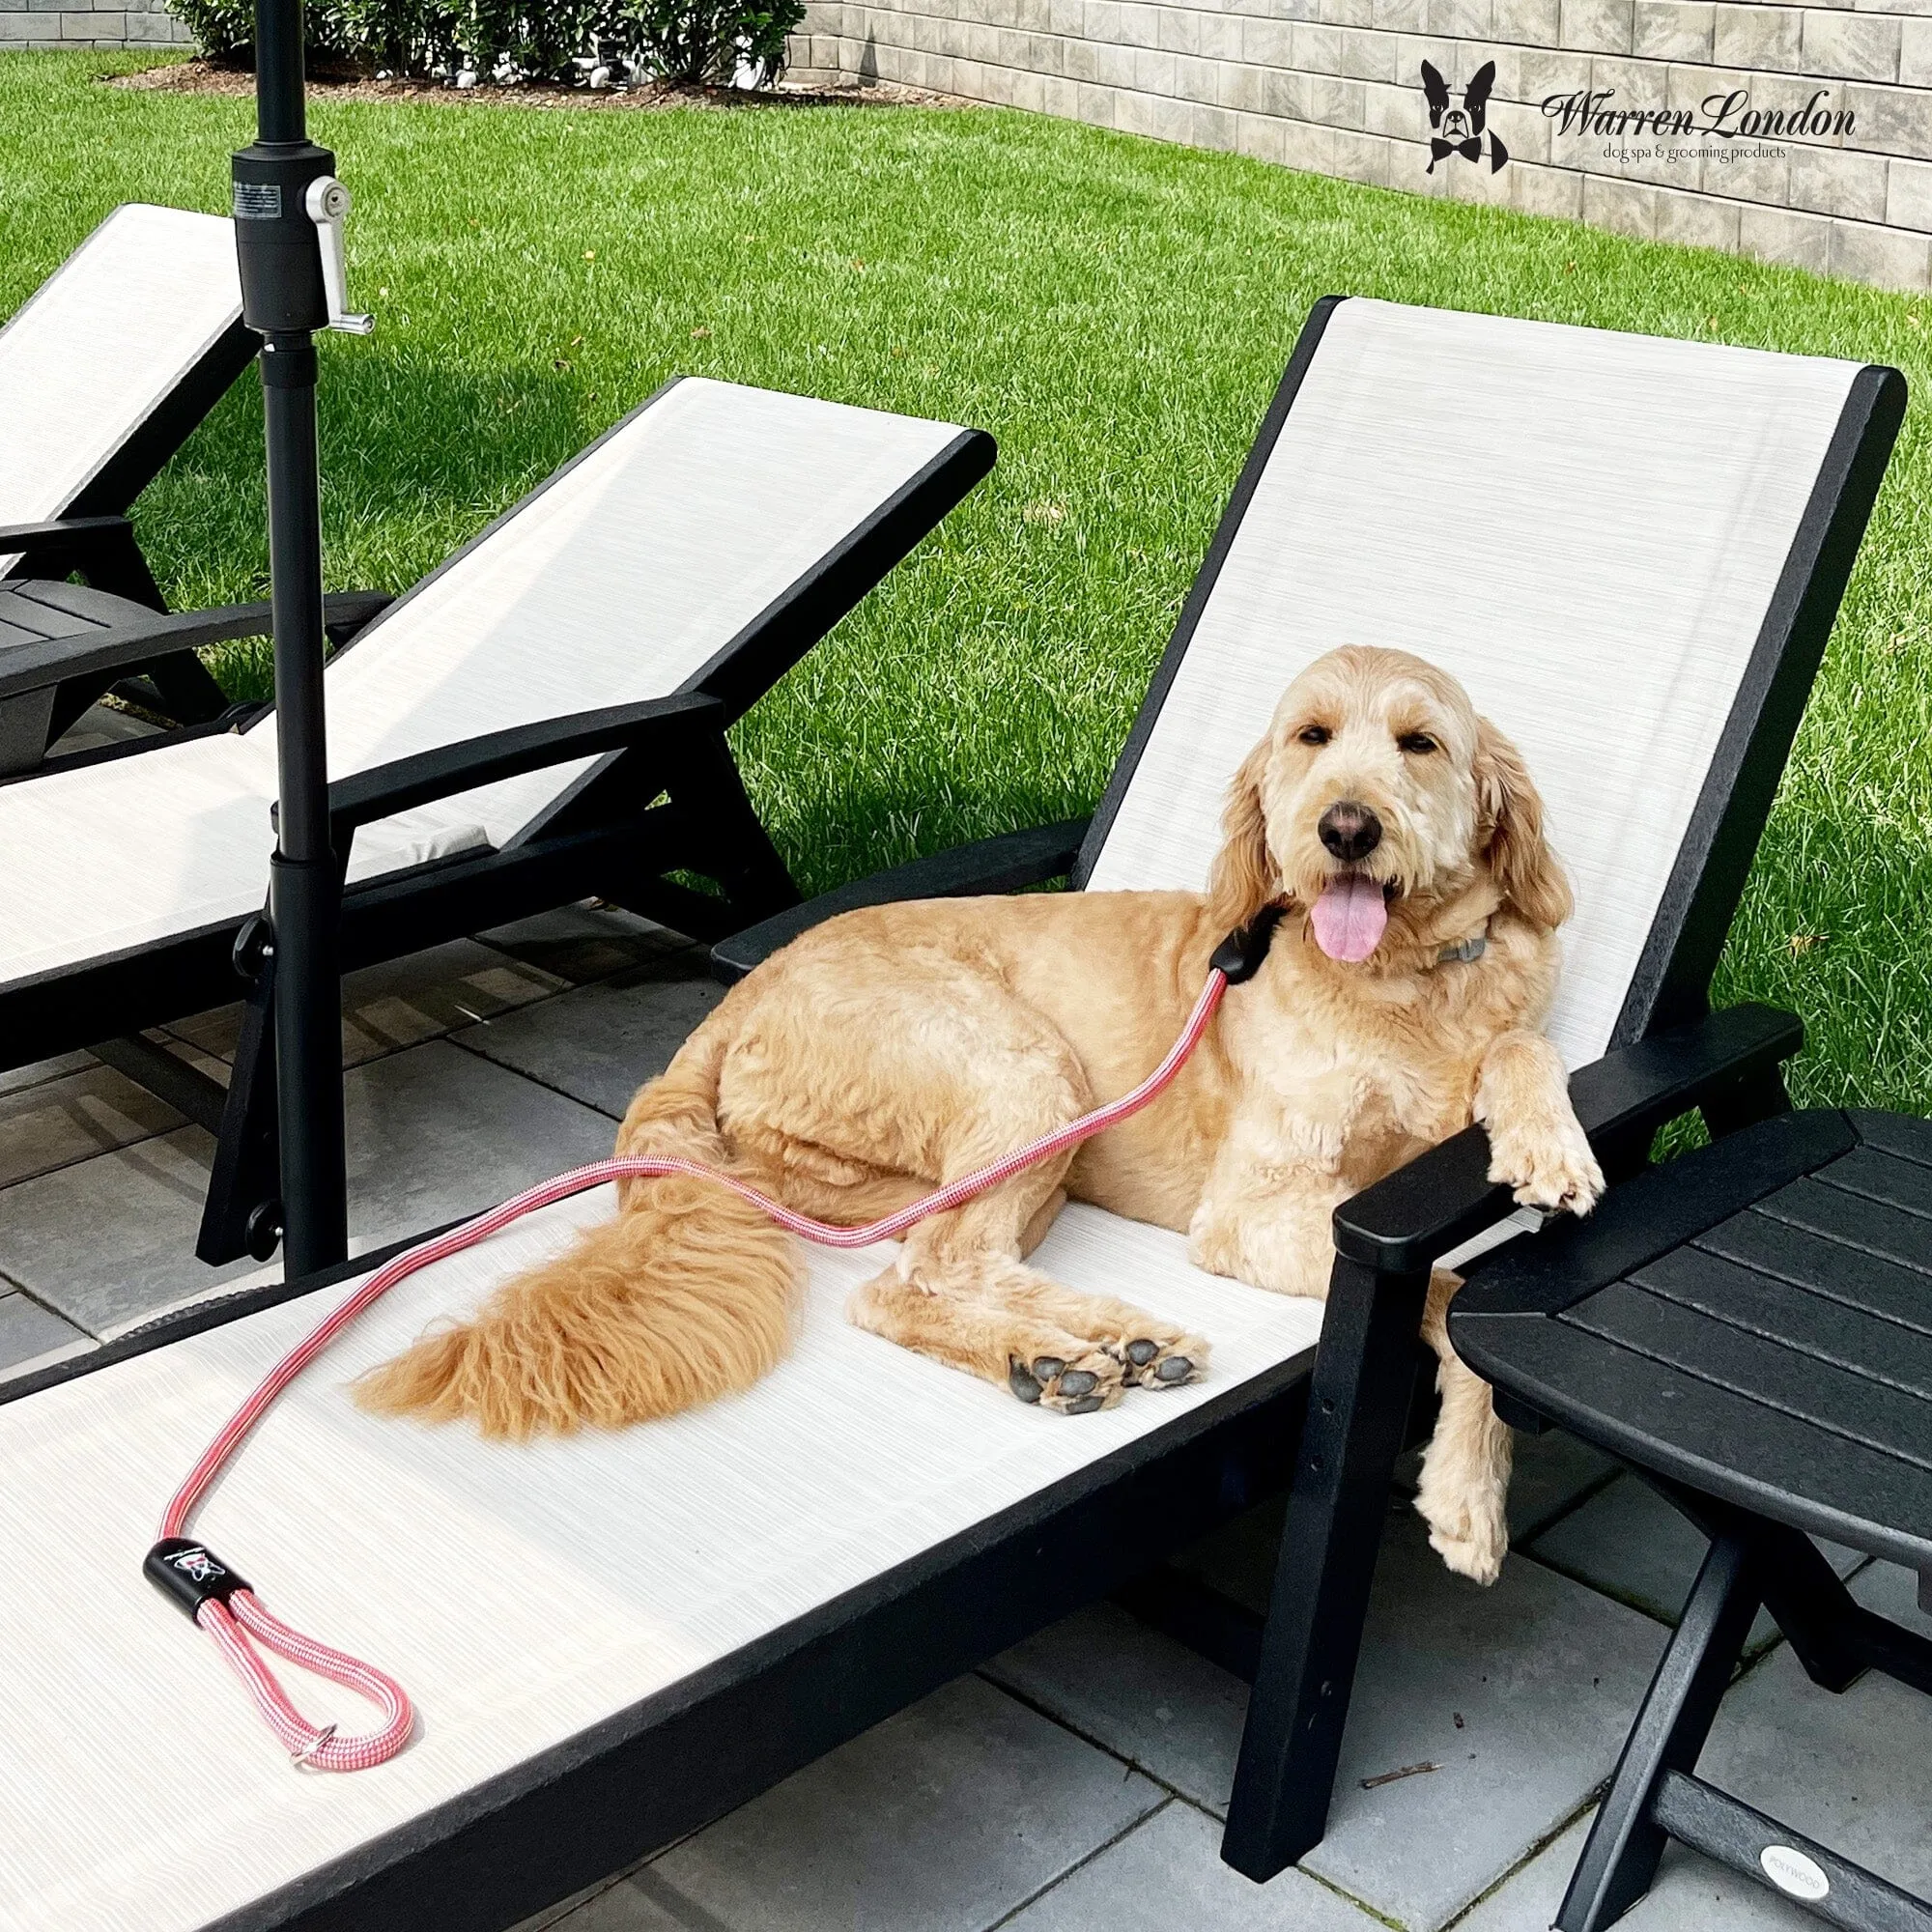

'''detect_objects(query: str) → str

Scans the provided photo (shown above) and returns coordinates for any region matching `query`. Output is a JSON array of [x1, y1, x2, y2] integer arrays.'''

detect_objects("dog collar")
[[1214, 908, 1488, 980]]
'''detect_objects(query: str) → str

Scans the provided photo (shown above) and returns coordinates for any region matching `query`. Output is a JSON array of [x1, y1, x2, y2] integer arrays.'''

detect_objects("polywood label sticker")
[[1760, 1845, 1830, 1901]]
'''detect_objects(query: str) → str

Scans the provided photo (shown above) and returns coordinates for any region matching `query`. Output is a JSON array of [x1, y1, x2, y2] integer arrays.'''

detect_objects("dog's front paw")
[[1413, 1477, 1507, 1586], [1419, 1496, 1508, 1586], [1487, 1115, 1604, 1218]]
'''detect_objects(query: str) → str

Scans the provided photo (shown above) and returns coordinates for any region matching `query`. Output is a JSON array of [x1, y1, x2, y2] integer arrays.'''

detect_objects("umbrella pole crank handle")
[[305, 180, 374, 335]]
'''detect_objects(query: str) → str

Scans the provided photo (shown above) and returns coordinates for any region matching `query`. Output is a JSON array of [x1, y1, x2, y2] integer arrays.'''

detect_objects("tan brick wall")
[[789, 0, 1932, 287], [0, 0, 190, 48]]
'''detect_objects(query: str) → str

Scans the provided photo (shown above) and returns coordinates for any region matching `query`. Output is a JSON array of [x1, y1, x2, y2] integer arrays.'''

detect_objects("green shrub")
[[173, 0, 804, 85], [609, 0, 802, 85]]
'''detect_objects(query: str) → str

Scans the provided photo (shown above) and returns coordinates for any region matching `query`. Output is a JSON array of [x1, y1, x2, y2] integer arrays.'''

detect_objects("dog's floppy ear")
[[1421, 59, 1450, 122], [1463, 59, 1495, 124], [1474, 715, 1572, 932], [1207, 737, 1280, 934]]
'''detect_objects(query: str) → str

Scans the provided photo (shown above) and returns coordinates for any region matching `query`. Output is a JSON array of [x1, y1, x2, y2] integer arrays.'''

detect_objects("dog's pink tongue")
[[1311, 874, 1388, 962]]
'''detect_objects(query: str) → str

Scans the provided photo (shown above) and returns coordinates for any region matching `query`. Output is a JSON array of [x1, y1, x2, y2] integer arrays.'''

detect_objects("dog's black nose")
[[1319, 801, 1382, 863]]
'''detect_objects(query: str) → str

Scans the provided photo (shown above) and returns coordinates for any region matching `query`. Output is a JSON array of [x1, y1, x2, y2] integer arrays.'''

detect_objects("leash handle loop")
[[198, 1589, 412, 1773]]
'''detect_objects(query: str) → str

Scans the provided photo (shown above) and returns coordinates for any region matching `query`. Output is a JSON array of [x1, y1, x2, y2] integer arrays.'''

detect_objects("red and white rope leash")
[[146, 955, 1247, 1774]]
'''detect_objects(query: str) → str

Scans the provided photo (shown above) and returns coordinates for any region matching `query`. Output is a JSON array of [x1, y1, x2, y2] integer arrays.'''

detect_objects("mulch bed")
[[106, 59, 972, 111]]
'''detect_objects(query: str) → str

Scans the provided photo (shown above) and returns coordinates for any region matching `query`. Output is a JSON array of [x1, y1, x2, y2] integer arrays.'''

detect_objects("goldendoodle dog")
[[359, 643, 1604, 1582]]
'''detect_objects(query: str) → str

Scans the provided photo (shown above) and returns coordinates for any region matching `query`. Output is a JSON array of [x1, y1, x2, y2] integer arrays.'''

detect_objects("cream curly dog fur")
[[359, 644, 1604, 1583]]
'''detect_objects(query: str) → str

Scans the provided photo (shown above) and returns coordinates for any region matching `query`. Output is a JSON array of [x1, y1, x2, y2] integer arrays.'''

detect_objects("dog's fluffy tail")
[[355, 1015, 799, 1439]]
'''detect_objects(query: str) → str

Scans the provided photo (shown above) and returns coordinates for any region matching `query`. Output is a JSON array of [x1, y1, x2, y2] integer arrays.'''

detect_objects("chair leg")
[[677, 731, 802, 923], [74, 527, 229, 730], [1220, 1255, 1431, 1881], [1556, 1531, 1761, 1932], [1661, 1485, 1869, 1693]]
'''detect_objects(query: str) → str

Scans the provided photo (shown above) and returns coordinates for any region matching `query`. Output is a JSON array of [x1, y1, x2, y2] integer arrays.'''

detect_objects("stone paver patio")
[[5, 880, 1926, 1932]]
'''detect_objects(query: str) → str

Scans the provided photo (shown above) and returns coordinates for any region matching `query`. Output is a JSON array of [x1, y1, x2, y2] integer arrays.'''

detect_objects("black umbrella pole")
[[235, 0, 350, 1274]]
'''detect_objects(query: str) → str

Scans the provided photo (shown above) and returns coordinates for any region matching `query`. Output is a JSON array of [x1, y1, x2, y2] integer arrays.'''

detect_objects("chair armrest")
[[325, 691, 725, 838], [1332, 1003, 1804, 1275], [0, 590, 392, 702], [709, 816, 1092, 983], [0, 515, 135, 570]]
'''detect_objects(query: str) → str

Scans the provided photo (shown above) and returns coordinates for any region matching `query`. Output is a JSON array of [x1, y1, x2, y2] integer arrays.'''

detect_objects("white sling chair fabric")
[[0, 1197, 1320, 1931], [0, 204, 242, 577], [1087, 298, 1863, 1068], [0, 378, 968, 989], [0, 306, 1866, 1930]]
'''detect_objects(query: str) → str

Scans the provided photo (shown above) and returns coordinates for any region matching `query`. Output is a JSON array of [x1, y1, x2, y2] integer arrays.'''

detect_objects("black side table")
[[1451, 1107, 1932, 1932]]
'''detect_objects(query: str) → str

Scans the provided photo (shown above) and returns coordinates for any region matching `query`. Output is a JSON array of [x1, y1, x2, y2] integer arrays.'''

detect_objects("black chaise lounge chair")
[[0, 298, 1899, 1932], [0, 377, 992, 1265], [0, 202, 261, 765]]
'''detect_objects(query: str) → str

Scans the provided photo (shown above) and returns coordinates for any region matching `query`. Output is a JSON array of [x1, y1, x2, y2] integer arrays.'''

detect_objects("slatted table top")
[[0, 576, 140, 653], [1452, 1108, 1932, 1578]]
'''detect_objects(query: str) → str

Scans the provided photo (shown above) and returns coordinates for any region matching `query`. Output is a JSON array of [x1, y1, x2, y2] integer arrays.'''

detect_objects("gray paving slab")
[[476, 902, 696, 987], [0, 1041, 615, 1332], [0, 1290, 90, 1373], [165, 939, 568, 1067], [1004, 1798, 1380, 1929], [451, 952, 724, 1119], [0, 1124, 257, 1331], [994, 1504, 1668, 1931], [985, 1602, 1249, 1812], [0, 1061, 183, 1186], [336, 1038, 614, 1243], [1524, 1473, 1867, 1649], [0, 1050, 95, 1096], [551, 1676, 1165, 1932]]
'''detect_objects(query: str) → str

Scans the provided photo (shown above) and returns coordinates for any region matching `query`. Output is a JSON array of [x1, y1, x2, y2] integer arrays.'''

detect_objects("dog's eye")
[[1298, 724, 1331, 747], [1398, 732, 1437, 754]]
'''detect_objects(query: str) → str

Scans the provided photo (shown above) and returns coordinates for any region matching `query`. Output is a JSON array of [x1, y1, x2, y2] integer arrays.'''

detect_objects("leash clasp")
[[1210, 905, 1286, 985]]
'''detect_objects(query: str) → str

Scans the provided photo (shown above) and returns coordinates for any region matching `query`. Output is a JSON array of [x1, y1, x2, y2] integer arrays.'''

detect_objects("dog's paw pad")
[[1115, 1329, 1209, 1389], [1019, 1349, 1125, 1413]]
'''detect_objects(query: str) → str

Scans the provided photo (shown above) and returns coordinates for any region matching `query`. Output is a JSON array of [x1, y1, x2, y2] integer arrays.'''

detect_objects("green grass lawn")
[[8, 49, 1932, 1112]]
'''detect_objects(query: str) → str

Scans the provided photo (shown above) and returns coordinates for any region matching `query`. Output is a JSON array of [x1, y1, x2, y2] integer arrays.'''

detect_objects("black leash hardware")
[[1210, 904, 1286, 984], [144, 1538, 249, 1620]]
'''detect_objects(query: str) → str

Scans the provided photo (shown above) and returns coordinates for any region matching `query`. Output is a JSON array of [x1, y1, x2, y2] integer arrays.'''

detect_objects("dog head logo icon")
[[1422, 60, 1510, 173], [168, 1546, 224, 1584]]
